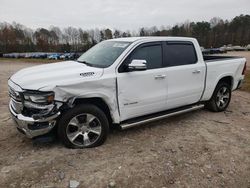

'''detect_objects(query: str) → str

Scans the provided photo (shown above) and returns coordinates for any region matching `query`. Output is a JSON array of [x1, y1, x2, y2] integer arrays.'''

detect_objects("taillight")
[[242, 62, 247, 75]]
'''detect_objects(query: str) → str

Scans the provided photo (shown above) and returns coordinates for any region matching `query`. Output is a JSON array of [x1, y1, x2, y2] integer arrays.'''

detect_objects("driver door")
[[117, 42, 168, 121]]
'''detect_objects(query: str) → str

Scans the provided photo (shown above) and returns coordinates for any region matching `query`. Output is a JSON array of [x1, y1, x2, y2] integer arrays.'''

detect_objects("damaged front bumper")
[[9, 100, 60, 138]]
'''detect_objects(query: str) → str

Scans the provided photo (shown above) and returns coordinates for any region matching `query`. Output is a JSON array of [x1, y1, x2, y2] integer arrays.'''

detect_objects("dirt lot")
[[0, 52, 250, 188]]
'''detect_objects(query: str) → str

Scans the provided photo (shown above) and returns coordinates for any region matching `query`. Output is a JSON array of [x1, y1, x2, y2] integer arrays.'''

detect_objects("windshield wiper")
[[77, 60, 105, 68], [77, 60, 94, 67]]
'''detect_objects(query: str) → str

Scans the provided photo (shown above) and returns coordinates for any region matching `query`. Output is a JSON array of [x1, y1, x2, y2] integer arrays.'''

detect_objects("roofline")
[[108, 36, 197, 43]]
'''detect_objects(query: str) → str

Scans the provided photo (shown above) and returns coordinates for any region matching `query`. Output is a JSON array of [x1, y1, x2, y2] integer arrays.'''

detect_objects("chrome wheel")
[[216, 86, 230, 109], [66, 113, 102, 147]]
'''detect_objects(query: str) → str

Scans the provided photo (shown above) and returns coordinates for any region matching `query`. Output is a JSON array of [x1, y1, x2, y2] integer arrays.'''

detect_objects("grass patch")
[[240, 70, 250, 92], [0, 57, 61, 63]]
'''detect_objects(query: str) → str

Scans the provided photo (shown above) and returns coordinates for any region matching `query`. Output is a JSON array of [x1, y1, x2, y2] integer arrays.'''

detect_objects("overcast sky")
[[0, 0, 249, 30]]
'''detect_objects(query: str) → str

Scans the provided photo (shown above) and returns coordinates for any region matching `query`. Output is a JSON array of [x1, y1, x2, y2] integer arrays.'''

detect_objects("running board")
[[120, 104, 204, 130]]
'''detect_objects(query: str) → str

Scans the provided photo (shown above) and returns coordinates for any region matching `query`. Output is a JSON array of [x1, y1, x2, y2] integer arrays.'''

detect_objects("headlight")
[[23, 91, 55, 104]]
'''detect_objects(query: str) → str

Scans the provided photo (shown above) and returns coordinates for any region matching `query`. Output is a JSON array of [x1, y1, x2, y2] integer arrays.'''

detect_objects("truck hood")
[[10, 61, 104, 90]]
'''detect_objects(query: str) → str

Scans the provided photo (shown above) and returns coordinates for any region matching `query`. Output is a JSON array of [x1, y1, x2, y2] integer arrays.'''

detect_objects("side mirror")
[[128, 59, 147, 71]]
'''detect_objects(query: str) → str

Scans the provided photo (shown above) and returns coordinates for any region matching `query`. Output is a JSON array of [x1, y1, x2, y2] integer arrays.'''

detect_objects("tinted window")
[[129, 45, 162, 69], [165, 42, 197, 66]]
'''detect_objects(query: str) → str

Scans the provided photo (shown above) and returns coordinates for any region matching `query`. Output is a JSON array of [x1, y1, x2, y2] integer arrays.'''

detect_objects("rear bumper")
[[9, 101, 60, 138]]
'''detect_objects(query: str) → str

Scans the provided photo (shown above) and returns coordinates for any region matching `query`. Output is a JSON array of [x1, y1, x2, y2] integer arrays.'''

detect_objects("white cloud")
[[0, 0, 249, 30]]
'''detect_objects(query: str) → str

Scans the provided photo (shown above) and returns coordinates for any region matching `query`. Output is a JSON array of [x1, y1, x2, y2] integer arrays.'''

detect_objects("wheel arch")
[[207, 75, 234, 101], [72, 97, 114, 125], [205, 75, 232, 112], [216, 75, 234, 90], [202, 74, 234, 102]]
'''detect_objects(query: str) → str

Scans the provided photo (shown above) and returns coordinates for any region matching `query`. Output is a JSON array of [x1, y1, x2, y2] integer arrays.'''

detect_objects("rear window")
[[165, 42, 197, 66]]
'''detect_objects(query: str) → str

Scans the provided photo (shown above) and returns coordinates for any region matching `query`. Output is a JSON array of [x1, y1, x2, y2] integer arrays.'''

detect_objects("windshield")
[[77, 40, 131, 68]]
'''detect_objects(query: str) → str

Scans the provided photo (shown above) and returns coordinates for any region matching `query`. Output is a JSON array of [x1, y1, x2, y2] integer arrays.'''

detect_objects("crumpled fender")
[[44, 77, 120, 124]]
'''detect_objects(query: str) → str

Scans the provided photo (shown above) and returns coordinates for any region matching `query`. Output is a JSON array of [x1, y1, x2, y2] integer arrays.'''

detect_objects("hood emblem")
[[80, 72, 95, 77]]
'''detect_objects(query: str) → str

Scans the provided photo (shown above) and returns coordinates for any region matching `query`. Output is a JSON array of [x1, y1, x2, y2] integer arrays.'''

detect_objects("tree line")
[[0, 14, 249, 53]]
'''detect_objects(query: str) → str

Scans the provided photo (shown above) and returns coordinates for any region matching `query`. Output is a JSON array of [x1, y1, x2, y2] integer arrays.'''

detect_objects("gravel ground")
[[0, 52, 250, 188]]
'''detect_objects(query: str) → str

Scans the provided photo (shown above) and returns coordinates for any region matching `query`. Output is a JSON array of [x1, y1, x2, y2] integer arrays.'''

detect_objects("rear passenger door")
[[164, 41, 206, 109]]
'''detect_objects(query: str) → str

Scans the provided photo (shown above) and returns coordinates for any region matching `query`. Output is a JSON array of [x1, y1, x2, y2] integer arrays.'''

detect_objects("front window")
[[77, 40, 131, 68], [129, 44, 163, 69]]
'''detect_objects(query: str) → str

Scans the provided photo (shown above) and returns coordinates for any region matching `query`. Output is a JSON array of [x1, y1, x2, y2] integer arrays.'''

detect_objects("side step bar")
[[120, 104, 204, 130]]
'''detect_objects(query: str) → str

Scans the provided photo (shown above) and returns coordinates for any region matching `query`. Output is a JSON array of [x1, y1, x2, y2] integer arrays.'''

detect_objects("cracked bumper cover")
[[9, 100, 60, 138]]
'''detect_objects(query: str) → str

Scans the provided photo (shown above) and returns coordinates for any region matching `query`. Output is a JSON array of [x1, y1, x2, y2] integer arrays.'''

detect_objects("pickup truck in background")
[[8, 37, 247, 148]]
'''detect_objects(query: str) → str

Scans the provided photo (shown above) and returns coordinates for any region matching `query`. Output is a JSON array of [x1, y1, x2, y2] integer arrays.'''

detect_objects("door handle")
[[154, 75, 166, 79], [192, 70, 201, 74]]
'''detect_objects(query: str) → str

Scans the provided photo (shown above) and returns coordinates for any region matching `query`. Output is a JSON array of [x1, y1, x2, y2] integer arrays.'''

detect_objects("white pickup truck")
[[8, 37, 247, 148]]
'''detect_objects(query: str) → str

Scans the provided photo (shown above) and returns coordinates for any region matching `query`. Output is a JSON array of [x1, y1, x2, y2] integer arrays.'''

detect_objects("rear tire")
[[57, 104, 109, 148], [205, 82, 231, 112]]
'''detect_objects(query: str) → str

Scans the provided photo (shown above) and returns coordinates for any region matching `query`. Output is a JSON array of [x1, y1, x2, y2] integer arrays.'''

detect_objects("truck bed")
[[203, 55, 242, 62], [201, 54, 246, 102]]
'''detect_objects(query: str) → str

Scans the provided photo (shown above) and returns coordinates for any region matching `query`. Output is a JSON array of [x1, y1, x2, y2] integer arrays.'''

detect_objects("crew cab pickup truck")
[[8, 37, 247, 148]]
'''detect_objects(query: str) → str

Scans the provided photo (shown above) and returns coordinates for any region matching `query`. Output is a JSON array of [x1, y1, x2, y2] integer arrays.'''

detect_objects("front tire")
[[57, 104, 109, 148], [205, 82, 231, 112]]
